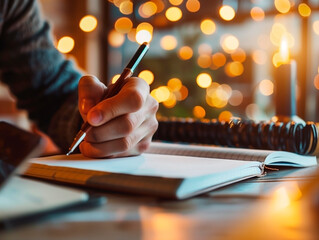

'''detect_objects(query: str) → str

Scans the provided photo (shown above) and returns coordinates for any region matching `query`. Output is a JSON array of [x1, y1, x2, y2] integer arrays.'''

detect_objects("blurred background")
[[9, 0, 319, 124]]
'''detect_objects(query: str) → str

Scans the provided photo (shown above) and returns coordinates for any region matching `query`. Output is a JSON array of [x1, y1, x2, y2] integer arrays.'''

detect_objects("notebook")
[[0, 121, 105, 227], [23, 141, 317, 200]]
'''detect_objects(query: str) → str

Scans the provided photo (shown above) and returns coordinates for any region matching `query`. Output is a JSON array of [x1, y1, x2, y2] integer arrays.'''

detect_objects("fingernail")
[[81, 99, 95, 113], [89, 109, 103, 125]]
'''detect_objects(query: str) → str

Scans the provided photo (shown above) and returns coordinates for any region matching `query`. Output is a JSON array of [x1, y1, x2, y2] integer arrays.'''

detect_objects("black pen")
[[66, 42, 150, 155]]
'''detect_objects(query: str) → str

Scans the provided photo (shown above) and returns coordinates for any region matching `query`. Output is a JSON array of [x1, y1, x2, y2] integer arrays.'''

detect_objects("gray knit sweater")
[[0, 0, 82, 152]]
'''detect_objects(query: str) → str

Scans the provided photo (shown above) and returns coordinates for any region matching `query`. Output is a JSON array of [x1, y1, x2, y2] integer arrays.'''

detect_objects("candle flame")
[[279, 35, 289, 63]]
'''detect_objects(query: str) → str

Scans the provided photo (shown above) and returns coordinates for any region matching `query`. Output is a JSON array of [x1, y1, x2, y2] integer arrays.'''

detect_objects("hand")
[[78, 75, 159, 158]]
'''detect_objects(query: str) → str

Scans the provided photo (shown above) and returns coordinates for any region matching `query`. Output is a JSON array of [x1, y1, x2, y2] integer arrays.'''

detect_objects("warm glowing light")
[[252, 50, 267, 65], [212, 52, 226, 68], [114, 17, 133, 33], [152, 0, 165, 13], [169, 0, 183, 6], [314, 74, 319, 90], [229, 90, 243, 106], [160, 35, 177, 50], [200, 19, 216, 35], [193, 106, 206, 118], [272, 187, 291, 211], [108, 30, 125, 47], [219, 5, 236, 21], [178, 46, 193, 60], [250, 7, 265, 21], [279, 35, 289, 63], [163, 93, 177, 108], [219, 111, 233, 122], [298, 3, 311, 17], [57, 36, 74, 53], [79, 15, 98, 32], [221, 35, 239, 53], [111, 74, 121, 84], [167, 78, 182, 91], [151, 86, 170, 102], [136, 22, 153, 44], [138, 70, 154, 85], [313, 21, 319, 35], [225, 61, 244, 77], [197, 55, 211, 68], [274, 0, 291, 13], [119, 1, 133, 15], [127, 28, 136, 42], [196, 73, 212, 88], [206, 85, 228, 108], [177, 85, 188, 101], [231, 48, 246, 63], [139, 1, 157, 18], [259, 79, 274, 96], [165, 7, 182, 22], [186, 0, 200, 12]]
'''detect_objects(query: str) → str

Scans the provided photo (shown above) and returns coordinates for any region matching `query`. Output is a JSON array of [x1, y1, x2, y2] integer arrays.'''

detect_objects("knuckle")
[[120, 136, 133, 152], [121, 114, 137, 135], [127, 89, 144, 111], [86, 128, 101, 143]]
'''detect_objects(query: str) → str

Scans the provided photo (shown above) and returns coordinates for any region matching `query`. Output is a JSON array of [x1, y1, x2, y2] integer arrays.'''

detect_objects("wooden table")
[[1, 166, 318, 240]]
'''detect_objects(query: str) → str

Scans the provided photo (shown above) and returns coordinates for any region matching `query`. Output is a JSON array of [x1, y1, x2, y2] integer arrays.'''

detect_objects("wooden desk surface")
[[1, 166, 319, 240]]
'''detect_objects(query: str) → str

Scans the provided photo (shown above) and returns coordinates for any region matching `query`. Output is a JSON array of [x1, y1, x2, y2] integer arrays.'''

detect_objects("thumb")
[[78, 75, 106, 120]]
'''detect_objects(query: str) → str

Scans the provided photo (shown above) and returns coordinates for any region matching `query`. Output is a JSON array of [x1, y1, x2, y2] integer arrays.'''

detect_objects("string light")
[[79, 15, 98, 32], [219, 5, 236, 21], [165, 7, 182, 21]]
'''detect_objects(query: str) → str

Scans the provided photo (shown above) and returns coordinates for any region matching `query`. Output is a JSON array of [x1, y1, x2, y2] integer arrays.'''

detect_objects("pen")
[[66, 42, 150, 155]]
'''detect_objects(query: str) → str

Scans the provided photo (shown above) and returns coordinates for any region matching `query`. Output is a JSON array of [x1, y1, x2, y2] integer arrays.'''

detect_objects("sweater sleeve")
[[0, 0, 83, 152]]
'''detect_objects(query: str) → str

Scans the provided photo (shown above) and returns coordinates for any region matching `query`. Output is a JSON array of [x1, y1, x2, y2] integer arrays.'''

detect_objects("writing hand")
[[78, 75, 159, 158]]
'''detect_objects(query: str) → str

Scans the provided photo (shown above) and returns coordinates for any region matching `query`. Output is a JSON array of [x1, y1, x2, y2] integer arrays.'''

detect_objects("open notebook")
[[24, 141, 317, 200], [0, 121, 104, 227]]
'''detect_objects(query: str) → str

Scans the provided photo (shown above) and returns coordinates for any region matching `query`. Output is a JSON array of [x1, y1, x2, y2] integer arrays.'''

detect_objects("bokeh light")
[[219, 5, 236, 21], [196, 73, 212, 88], [165, 7, 182, 22], [160, 35, 178, 50], [114, 17, 133, 33], [212, 52, 226, 68], [186, 0, 200, 12], [138, 70, 154, 85], [298, 3, 311, 17], [224, 61, 244, 77], [229, 90, 243, 106], [167, 78, 182, 91], [231, 48, 246, 63], [108, 30, 125, 47], [200, 19, 216, 35], [313, 21, 319, 35], [57, 36, 75, 53], [193, 106, 206, 118], [169, 0, 183, 6], [250, 7, 265, 21], [197, 54, 211, 68], [259, 79, 274, 96], [218, 111, 233, 122], [178, 46, 193, 60], [136, 22, 153, 44], [221, 35, 239, 53], [274, 0, 291, 14], [79, 15, 98, 32], [119, 1, 133, 15], [151, 86, 171, 102], [139, 1, 157, 18]]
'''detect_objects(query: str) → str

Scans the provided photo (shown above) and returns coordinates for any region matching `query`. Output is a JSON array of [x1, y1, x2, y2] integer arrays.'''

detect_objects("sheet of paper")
[[30, 153, 260, 178]]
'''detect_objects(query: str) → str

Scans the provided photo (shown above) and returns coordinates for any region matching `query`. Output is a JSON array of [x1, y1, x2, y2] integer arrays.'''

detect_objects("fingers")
[[78, 75, 106, 120], [86, 77, 150, 127], [79, 115, 158, 158], [80, 94, 158, 158], [85, 94, 158, 143]]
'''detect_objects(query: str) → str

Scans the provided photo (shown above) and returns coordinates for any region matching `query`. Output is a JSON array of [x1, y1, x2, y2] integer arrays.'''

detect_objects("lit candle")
[[274, 36, 297, 121]]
